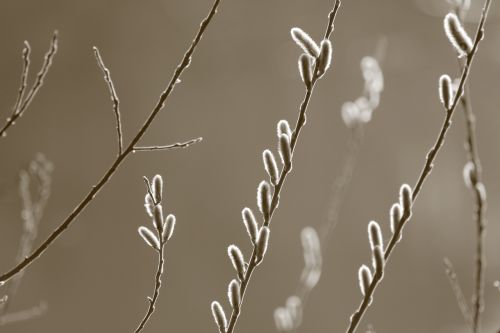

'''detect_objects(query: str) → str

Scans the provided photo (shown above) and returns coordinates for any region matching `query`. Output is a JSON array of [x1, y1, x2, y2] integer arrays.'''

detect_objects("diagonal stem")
[[345, 1, 492, 332], [0, 0, 223, 284]]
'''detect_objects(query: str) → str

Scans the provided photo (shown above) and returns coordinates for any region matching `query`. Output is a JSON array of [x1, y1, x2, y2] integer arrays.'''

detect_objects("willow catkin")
[[439, 74, 453, 110], [144, 194, 154, 217], [211, 301, 227, 333], [358, 265, 373, 296], [444, 13, 473, 57], [228, 279, 241, 310], [389, 203, 402, 235], [263, 149, 279, 185], [255, 226, 270, 264], [274, 307, 293, 332], [277, 120, 292, 139], [138, 226, 160, 250], [242, 207, 258, 244], [372, 245, 385, 275], [257, 181, 272, 220], [152, 174, 163, 203], [298, 53, 313, 88], [162, 214, 176, 242], [367, 221, 383, 250], [399, 184, 412, 216], [290, 27, 320, 58], [152, 204, 164, 232], [228, 244, 246, 280], [462, 161, 477, 189], [279, 134, 292, 170], [317, 39, 332, 75], [286, 296, 302, 323]]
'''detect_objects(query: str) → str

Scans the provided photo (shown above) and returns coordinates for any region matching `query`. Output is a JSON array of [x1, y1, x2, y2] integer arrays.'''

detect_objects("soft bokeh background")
[[0, 0, 499, 332]]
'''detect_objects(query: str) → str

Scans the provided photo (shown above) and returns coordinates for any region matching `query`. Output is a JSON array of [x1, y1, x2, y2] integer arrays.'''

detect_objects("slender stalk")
[[0, 31, 58, 139], [345, 1, 492, 332], [443, 257, 473, 330], [133, 137, 203, 151], [0, 0, 223, 284], [224, 2, 342, 332], [452, 10, 487, 332], [134, 243, 165, 333], [94, 47, 124, 156]]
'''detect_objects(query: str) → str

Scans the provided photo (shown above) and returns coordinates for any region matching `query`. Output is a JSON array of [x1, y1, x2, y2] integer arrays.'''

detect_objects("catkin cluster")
[[139, 175, 176, 251]]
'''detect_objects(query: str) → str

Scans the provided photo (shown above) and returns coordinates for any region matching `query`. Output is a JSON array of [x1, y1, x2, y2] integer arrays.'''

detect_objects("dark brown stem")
[[345, 1, 492, 332], [224, 2, 342, 332], [0, 0, 223, 284], [134, 243, 165, 333], [94, 46, 124, 156], [133, 137, 203, 151]]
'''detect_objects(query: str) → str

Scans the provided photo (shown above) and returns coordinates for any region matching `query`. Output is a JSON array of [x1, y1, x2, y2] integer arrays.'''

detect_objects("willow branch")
[[0, 0, 223, 284], [443, 258, 473, 330], [134, 243, 165, 333], [0, 31, 58, 139], [345, 1, 492, 332], [224, 2, 342, 333], [93, 47, 124, 156], [133, 137, 203, 152]]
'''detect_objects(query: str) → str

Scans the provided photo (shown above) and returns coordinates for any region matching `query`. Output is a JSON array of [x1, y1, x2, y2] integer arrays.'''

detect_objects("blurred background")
[[0, 0, 499, 332]]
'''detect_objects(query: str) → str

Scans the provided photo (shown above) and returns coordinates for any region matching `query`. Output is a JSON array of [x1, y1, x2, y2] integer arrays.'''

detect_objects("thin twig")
[[345, 1, 492, 332], [12, 42, 31, 116], [142, 177, 157, 206], [0, 31, 58, 139], [453, 10, 487, 333], [134, 240, 165, 333], [224, 2, 342, 332], [93, 46, 124, 156], [133, 137, 203, 151], [0, 0, 223, 284], [0, 301, 47, 326], [443, 257, 473, 330]]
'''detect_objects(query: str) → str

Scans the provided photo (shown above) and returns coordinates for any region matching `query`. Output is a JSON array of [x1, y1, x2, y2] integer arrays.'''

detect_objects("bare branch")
[[0, 0, 223, 284], [93, 46, 124, 156], [443, 258, 473, 331], [0, 31, 58, 139], [133, 137, 203, 152]]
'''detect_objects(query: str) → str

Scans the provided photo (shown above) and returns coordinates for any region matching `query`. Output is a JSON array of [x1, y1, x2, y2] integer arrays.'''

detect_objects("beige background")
[[0, 0, 499, 332]]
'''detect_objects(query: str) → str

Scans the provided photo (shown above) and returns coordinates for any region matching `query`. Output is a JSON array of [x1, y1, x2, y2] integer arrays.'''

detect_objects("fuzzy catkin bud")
[[286, 296, 302, 323], [263, 149, 279, 185], [162, 214, 176, 242], [242, 207, 258, 244], [153, 205, 164, 232], [444, 13, 473, 57], [138, 226, 160, 250], [372, 245, 385, 275], [439, 74, 453, 110], [255, 226, 270, 264], [358, 265, 373, 296], [368, 221, 383, 250], [228, 245, 246, 280], [390, 203, 402, 235], [257, 181, 272, 221], [279, 134, 292, 170], [298, 53, 314, 88], [317, 39, 332, 76], [211, 301, 227, 333], [144, 194, 154, 217], [399, 184, 412, 217], [152, 174, 163, 203], [463, 161, 477, 189], [277, 120, 292, 139], [290, 27, 320, 58], [228, 279, 241, 310]]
